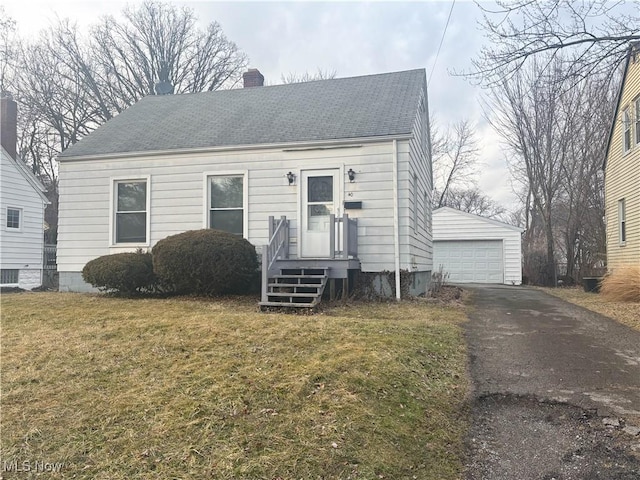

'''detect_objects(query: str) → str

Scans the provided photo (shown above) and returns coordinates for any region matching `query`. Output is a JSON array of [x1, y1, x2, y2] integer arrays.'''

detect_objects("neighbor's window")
[[623, 107, 632, 152], [209, 175, 244, 235], [635, 98, 640, 145], [0, 269, 19, 284], [619, 198, 626, 245], [115, 180, 147, 243], [6, 207, 21, 230]]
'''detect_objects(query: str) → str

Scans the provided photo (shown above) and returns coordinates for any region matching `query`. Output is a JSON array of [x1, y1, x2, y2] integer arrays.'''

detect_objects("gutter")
[[58, 134, 413, 162], [392, 139, 401, 301]]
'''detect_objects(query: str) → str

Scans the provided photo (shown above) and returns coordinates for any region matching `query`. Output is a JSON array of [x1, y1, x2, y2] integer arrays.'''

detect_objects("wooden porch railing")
[[261, 216, 290, 302], [260, 214, 358, 301], [330, 213, 358, 259]]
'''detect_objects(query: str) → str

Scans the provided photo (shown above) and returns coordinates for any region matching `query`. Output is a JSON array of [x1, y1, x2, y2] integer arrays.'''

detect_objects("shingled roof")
[[59, 69, 426, 159]]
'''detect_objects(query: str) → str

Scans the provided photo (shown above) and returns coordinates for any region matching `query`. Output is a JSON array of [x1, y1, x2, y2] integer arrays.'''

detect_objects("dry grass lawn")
[[1, 293, 469, 479], [542, 287, 640, 331]]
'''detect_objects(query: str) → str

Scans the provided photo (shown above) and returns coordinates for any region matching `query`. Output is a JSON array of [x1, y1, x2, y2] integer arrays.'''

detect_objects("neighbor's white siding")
[[432, 207, 522, 285], [0, 148, 46, 289], [58, 141, 400, 277]]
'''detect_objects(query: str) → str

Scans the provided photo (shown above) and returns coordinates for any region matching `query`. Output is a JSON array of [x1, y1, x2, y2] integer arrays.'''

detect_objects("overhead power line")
[[429, 0, 456, 86]]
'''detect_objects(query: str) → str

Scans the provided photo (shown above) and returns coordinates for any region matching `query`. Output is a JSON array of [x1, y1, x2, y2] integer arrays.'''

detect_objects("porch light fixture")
[[347, 168, 356, 182], [286, 171, 296, 185]]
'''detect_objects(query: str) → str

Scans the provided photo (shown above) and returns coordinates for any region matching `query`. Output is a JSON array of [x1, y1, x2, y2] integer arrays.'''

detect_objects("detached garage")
[[432, 207, 523, 285]]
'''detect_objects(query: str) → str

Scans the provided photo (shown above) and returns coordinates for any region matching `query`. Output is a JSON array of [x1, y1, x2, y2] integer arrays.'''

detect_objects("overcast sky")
[[5, 0, 515, 208]]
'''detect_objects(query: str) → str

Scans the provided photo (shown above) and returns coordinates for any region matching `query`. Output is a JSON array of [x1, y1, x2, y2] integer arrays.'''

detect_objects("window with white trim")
[[618, 198, 626, 245], [635, 98, 640, 145], [6, 207, 21, 230], [114, 180, 147, 243], [208, 175, 244, 235], [623, 107, 631, 152]]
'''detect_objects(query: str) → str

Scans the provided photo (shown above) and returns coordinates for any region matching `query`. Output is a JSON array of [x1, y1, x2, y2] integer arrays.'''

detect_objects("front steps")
[[260, 267, 329, 309]]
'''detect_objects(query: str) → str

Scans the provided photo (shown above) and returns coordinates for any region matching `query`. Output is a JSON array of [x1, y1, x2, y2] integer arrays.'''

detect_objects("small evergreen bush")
[[82, 251, 156, 295], [152, 229, 258, 296]]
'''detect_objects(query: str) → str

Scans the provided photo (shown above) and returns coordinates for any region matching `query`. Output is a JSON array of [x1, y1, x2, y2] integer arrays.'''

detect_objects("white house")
[[0, 96, 49, 290], [57, 69, 433, 303], [432, 207, 523, 285]]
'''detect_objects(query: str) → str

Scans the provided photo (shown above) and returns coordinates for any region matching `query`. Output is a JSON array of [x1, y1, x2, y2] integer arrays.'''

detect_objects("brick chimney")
[[0, 94, 17, 160], [243, 68, 264, 88]]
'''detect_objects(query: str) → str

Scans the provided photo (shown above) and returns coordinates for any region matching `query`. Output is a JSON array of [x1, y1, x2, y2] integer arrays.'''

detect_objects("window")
[[1, 269, 19, 284], [619, 199, 626, 245], [208, 175, 244, 235], [623, 107, 632, 152], [635, 98, 640, 145], [6, 207, 21, 230], [115, 180, 147, 243], [424, 192, 430, 231]]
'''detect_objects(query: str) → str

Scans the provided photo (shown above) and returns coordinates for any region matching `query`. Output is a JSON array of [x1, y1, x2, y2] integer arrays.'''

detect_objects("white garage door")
[[433, 240, 504, 284]]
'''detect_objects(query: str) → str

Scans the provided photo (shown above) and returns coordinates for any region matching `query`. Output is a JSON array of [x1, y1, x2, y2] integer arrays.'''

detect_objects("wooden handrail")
[[262, 216, 289, 302]]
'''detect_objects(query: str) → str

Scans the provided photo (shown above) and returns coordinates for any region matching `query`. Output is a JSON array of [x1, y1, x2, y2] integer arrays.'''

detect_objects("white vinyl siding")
[[57, 141, 408, 275], [400, 85, 432, 276], [433, 207, 523, 285], [0, 149, 46, 289]]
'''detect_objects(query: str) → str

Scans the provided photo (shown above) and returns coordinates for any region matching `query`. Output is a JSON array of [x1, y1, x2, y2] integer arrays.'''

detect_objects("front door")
[[300, 169, 340, 258]]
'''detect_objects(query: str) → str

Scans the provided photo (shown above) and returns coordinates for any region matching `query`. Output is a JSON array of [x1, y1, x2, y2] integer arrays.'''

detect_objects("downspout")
[[392, 139, 401, 301]]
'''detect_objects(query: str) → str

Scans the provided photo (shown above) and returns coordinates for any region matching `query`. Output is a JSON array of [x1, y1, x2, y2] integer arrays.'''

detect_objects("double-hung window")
[[114, 180, 148, 244], [208, 175, 244, 236], [618, 199, 626, 246], [6, 207, 21, 230], [623, 107, 632, 152]]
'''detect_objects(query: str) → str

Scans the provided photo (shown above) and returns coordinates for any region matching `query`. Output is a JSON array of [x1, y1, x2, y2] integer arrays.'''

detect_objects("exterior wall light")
[[347, 168, 356, 182], [286, 171, 296, 185]]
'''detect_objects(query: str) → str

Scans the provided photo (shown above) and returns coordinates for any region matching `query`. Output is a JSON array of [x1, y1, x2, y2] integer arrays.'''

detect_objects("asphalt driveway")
[[464, 285, 640, 480]]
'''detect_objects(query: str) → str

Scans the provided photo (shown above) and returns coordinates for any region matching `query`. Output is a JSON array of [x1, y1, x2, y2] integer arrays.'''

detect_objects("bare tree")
[[471, 0, 639, 85], [486, 53, 618, 284], [440, 187, 507, 219], [7, 1, 248, 242], [90, 1, 247, 107], [432, 119, 479, 208], [0, 7, 18, 93], [486, 56, 570, 284], [280, 68, 337, 84]]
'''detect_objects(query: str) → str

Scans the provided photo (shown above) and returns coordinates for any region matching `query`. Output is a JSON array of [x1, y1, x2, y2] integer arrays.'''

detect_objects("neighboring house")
[[432, 207, 523, 285], [604, 43, 640, 271], [57, 69, 432, 303], [0, 96, 50, 290]]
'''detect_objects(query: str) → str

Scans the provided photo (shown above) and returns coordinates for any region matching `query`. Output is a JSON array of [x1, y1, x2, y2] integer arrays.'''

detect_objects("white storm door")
[[300, 169, 340, 258]]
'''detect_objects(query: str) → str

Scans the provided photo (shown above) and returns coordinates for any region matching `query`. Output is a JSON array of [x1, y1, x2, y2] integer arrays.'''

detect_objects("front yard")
[[542, 287, 640, 331], [1, 293, 469, 479]]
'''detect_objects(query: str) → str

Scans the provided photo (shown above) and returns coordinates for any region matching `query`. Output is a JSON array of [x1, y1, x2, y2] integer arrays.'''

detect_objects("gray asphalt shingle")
[[60, 69, 426, 159]]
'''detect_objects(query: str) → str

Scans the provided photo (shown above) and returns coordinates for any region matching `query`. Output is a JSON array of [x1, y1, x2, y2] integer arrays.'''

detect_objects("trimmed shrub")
[[600, 266, 640, 302], [152, 229, 258, 296], [82, 251, 156, 295]]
